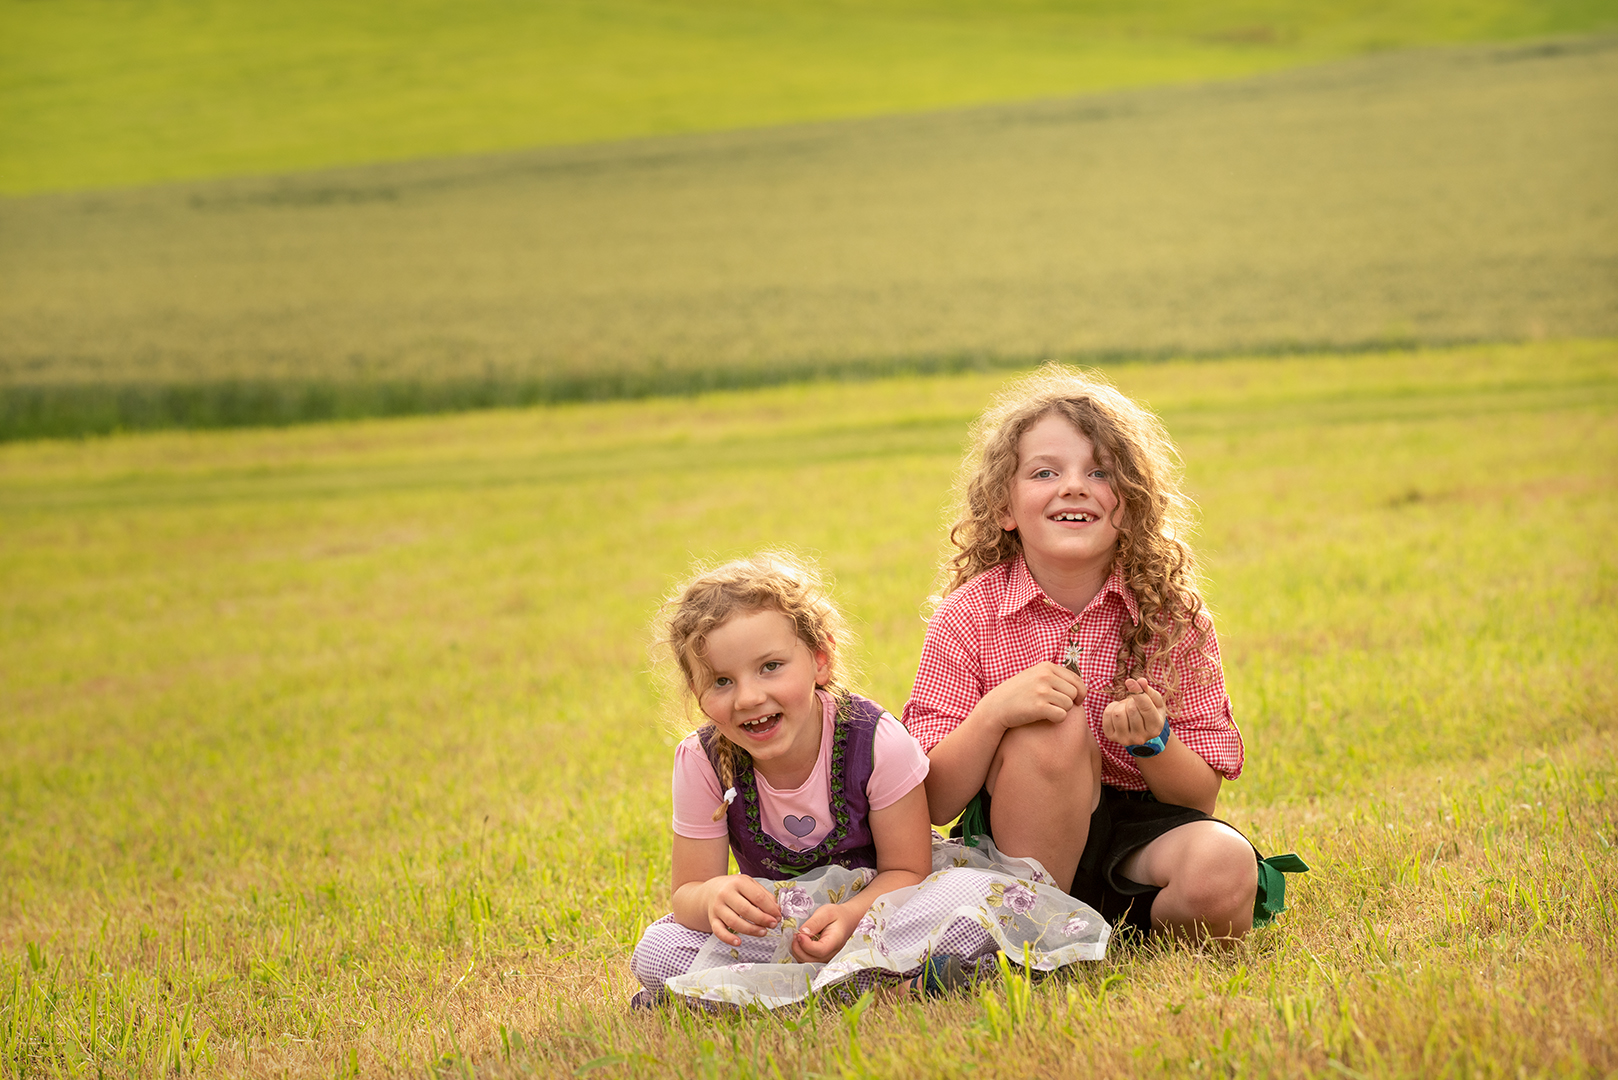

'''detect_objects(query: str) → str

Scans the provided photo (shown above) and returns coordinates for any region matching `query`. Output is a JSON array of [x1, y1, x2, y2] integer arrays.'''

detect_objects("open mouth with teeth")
[[1051, 510, 1098, 523], [739, 712, 784, 738]]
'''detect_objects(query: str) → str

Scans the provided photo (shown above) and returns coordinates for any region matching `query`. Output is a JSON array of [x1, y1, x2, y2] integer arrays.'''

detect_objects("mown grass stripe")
[[0, 340, 1466, 442]]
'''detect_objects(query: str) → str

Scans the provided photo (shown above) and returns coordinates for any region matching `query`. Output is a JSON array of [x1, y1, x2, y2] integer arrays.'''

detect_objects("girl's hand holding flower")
[[789, 903, 861, 963], [704, 874, 781, 946], [1101, 678, 1167, 748]]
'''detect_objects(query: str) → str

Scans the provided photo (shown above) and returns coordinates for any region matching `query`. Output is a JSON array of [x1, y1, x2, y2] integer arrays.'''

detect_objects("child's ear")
[[813, 638, 833, 687]]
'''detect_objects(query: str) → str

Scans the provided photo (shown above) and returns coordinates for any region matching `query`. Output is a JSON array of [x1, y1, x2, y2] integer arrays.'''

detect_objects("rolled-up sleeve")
[[1167, 616, 1244, 781]]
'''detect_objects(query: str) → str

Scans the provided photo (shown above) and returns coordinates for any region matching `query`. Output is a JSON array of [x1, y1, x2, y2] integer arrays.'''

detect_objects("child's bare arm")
[[1135, 742, 1221, 814], [789, 784, 931, 963], [1101, 678, 1222, 813], [922, 662, 1085, 825], [670, 834, 783, 945]]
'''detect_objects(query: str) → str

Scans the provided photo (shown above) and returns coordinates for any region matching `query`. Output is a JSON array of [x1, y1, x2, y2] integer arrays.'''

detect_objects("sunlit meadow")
[[2, 340, 1614, 1076]]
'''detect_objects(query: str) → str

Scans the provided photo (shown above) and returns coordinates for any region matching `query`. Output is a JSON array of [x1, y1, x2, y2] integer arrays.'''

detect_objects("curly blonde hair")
[[655, 551, 856, 819], [943, 363, 1212, 703]]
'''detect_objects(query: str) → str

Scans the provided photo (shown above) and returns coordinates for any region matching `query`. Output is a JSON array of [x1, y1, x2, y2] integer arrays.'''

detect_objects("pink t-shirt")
[[672, 689, 929, 850]]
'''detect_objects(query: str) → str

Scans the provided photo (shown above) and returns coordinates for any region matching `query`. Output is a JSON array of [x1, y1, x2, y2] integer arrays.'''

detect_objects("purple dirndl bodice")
[[699, 693, 885, 879]]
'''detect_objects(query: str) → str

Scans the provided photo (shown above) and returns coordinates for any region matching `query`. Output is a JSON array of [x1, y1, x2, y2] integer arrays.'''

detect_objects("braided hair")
[[655, 551, 855, 821]]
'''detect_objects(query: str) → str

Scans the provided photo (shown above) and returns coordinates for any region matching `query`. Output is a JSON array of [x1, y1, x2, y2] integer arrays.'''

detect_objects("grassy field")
[[1, 339, 1614, 1077], [4, 0, 1616, 193], [4, 37, 1615, 440]]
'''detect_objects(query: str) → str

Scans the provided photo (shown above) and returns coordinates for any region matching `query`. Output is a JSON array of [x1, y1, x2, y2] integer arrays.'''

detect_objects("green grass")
[[1, 339, 1614, 1076], [4, 0, 1616, 193], [4, 38, 1615, 440]]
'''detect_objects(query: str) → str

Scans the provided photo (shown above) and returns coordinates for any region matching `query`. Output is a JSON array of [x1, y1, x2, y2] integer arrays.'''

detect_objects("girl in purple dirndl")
[[629, 553, 1108, 1010]]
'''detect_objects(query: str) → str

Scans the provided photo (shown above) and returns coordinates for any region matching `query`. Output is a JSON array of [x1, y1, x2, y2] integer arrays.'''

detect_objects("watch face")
[[1127, 743, 1162, 758]]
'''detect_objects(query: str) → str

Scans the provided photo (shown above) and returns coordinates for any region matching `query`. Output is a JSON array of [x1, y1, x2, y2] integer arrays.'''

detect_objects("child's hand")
[[789, 902, 860, 963], [1102, 678, 1167, 748], [975, 662, 1086, 732], [705, 874, 782, 946]]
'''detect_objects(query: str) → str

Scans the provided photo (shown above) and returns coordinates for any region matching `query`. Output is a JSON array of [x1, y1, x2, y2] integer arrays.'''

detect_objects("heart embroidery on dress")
[[783, 814, 816, 838]]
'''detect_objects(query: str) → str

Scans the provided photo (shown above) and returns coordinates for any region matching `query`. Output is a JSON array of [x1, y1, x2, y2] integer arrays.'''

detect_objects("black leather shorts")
[[954, 785, 1212, 934]]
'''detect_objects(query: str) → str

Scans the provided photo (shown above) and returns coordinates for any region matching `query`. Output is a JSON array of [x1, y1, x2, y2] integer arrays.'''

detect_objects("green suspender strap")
[[956, 792, 989, 849], [1253, 853, 1311, 927]]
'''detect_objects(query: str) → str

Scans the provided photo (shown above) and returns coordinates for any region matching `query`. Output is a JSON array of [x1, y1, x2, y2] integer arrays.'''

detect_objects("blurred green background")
[[5, 0, 1614, 193], [2, 0, 1615, 438]]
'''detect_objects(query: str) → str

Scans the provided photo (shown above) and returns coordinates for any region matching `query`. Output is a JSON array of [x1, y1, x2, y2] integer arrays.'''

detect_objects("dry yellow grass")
[[2, 341, 1614, 1076]]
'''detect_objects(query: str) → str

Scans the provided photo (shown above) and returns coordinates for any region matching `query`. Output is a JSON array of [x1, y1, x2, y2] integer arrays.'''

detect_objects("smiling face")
[[1000, 411, 1122, 583], [695, 608, 830, 785]]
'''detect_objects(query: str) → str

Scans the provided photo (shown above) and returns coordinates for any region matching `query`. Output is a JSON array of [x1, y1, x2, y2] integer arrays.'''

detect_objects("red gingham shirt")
[[902, 556, 1243, 791]]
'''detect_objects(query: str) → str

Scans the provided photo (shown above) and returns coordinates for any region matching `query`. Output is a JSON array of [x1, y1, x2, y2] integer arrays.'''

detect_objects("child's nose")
[[735, 678, 767, 706]]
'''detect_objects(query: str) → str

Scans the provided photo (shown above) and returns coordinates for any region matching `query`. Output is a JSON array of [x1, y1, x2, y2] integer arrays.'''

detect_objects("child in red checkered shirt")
[[904, 364, 1300, 941]]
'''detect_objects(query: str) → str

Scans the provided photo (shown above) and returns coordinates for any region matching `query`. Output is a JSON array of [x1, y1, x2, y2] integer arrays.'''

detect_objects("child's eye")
[[1090, 469, 1110, 481], [711, 676, 732, 688], [1032, 468, 1056, 479], [761, 661, 783, 672]]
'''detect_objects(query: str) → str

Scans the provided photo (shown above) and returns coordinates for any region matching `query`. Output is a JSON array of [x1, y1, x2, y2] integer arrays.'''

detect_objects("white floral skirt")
[[631, 836, 1109, 1009]]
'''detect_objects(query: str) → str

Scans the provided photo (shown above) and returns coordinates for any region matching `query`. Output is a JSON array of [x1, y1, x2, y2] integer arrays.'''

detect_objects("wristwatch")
[[1126, 716, 1173, 758]]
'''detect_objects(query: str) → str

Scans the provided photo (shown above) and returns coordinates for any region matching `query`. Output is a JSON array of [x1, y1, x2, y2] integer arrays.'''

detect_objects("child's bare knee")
[[999, 717, 1097, 784], [1177, 830, 1258, 924]]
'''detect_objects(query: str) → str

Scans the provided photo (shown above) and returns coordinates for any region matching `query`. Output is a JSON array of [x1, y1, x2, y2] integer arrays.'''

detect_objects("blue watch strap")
[[1126, 715, 1173, 758]]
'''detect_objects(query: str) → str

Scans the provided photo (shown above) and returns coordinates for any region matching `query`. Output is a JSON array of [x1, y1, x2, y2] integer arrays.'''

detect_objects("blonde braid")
[[709, 737, 744, 822], [651, 550, 859, 820]]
